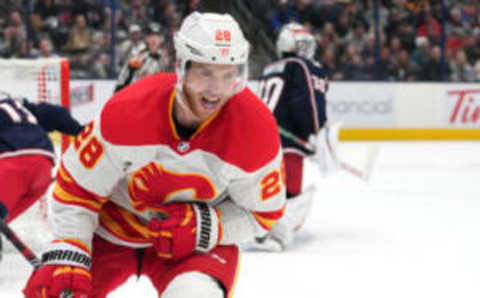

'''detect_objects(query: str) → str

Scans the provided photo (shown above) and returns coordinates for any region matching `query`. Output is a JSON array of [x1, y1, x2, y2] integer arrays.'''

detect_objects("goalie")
[[256, 22, 339, 251]]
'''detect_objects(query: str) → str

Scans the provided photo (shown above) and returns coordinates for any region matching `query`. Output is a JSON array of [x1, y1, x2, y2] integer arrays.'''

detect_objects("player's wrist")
[[192, 203, 221, 253], [42, 238, 92, 270]]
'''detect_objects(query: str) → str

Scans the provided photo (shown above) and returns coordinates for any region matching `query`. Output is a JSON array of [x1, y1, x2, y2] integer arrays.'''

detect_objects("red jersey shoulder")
[[100, 73, 176, 145], [213, 87, 281, 172]]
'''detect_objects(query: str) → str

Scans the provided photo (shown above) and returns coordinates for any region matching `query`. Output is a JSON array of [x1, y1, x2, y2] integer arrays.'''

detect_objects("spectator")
[[464, 28, 480, 65], [62, 14, 92, 68], [14, 38, 38, 58], [342, 20, 368, 54], [115, 22, 168, 92], [450, 49, 474, 82], [322, 46, 344, 80], [319, 22, 339, 52], [90, 52, 111, 78], [310, 0, 344, 28], [389, 36, 403, 59], [446, 27, 466, 57], [31, 0, 60, 36], [419, 45, 450, 81], [474, 60, 480, 81], [117, 23, 143, 68], [411, 36, 431, 70], [86, 31, 112, 78], [392, 49, 418, 81], [446, 6, 469, 36], [395, 15, 416, 52], [271, 0, 313, 33], [417, 12, 442, 44], [377, 45, 395, 81], [2, 10, 27, 57], [37, 37, 58, 58], [343, 53, 372, 81], [334, 10, 351, 38], [2, 0, 477, 83], [71, 0, 105, 30]]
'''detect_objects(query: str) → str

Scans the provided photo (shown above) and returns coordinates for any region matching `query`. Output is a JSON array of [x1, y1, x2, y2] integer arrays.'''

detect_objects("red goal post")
[[0, 57, 71, 151]]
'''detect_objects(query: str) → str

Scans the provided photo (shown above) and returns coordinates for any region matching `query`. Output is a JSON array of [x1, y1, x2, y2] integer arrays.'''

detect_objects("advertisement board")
[[68, 80, 480, 140]]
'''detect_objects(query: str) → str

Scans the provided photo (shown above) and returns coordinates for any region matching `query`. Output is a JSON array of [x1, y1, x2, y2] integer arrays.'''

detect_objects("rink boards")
[[327, 82, 480, 140], [67, 80, 480, 141]]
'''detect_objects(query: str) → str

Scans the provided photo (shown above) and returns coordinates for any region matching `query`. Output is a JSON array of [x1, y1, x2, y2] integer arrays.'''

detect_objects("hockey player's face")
[[183, 62, 240, 122]]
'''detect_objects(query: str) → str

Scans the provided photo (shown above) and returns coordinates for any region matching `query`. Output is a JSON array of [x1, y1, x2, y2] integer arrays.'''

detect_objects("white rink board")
[[328, 82, 480, 129], [68, 80, 480, 131]]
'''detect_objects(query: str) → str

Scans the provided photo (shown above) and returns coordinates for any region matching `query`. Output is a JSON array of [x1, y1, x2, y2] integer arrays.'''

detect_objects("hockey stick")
[[0, 219, 73, 297], [278, 126, 378, 182], [0, 218, 42, 270]]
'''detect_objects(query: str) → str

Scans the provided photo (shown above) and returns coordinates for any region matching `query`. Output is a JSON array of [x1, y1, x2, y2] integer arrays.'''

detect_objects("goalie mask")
[[276, 23, 316, 59], [174, 12, 249, 107]]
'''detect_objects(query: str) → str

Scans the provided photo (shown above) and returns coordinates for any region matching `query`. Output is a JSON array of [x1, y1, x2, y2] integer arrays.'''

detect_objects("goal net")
[[0, 58, 70, 255]]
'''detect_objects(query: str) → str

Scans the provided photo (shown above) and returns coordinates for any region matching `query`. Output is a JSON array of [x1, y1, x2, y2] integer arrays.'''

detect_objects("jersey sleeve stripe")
[[57, 163, 109, 204], [99, 208, 151, 244], [252, 207, 286, 231], [53, 183, 102, 212]]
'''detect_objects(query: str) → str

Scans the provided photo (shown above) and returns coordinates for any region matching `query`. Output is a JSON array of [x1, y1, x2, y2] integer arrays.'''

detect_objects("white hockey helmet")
[[276, 23, 316, 59], [174, 12, 249, 100]]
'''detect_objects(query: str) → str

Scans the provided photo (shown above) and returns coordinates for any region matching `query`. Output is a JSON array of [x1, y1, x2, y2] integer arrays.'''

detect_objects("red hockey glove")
[[23, 239, 92, 298], [24, 265, 91, 298], [147, 202, 221, 260]]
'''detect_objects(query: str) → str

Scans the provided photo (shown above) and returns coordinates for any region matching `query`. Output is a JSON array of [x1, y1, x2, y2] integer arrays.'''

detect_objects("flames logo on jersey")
[[128, 162, 218, 212]]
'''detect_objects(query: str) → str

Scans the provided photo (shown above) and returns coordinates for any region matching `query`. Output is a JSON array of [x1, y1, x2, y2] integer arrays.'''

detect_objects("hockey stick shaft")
[[0, 218, 42, 270], [278, 126, 369, 182], [0, 219, 73, 297], [278, 127, 315, 152]]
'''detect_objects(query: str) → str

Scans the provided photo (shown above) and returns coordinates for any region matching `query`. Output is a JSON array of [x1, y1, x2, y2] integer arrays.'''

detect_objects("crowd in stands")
[[1, 0, 480, 82], [0, 0, 197, 78]]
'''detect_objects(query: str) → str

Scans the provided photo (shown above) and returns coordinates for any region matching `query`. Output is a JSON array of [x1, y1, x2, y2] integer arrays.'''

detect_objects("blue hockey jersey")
[[0, 94, 83, 160], [258, 56, 328, 154]]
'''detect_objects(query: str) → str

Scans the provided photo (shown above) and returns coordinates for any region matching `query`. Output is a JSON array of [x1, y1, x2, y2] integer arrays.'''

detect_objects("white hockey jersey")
[[51, 73, 286, 251]]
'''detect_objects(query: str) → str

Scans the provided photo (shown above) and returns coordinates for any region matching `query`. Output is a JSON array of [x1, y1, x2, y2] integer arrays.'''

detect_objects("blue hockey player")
[[0, 91, 83, 257], [256, 23, 340, 250]]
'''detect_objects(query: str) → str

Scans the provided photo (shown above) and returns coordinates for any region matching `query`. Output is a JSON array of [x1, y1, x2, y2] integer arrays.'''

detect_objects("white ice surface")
[[1, 142, 479, 297]]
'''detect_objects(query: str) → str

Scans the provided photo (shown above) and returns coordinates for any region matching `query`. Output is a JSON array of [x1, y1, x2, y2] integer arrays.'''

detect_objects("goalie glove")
[[23, 239, 92, 298], [147, 202, 221, 260], [309, 122, 342, 177], [251, 185, 316, 252]]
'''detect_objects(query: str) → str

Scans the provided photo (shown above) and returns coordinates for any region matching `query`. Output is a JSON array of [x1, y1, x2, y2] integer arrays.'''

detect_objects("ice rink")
[[1, 141, 479, 297]]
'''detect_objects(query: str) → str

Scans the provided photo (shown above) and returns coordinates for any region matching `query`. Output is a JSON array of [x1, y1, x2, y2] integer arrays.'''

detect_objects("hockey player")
[[0, 92, 83, 258], [115, 22, 168, 92], [255, 22, 337, 251], [23, 12, 285, 298]]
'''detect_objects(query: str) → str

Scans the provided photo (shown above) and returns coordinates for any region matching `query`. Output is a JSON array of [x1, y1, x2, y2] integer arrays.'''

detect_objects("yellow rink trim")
[[339, 128, 480, 141]]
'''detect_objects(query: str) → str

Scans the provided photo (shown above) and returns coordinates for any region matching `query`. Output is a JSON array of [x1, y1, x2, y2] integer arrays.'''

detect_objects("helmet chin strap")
[[175, 59, 196, 116], [175, 85, 196, 118]]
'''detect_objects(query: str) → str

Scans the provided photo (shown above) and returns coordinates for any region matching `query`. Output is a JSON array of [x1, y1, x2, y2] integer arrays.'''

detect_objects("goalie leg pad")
[[309, 122, 342, 177]]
